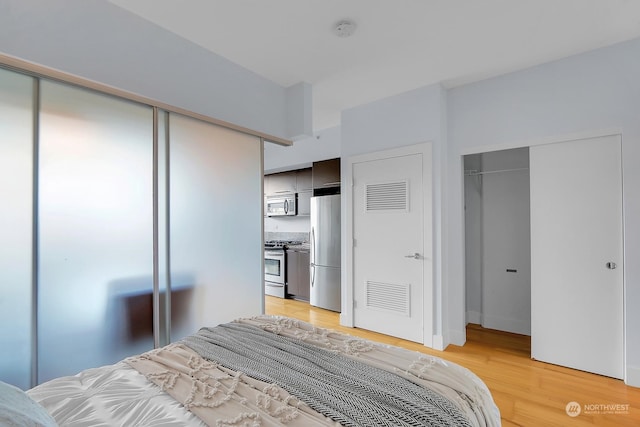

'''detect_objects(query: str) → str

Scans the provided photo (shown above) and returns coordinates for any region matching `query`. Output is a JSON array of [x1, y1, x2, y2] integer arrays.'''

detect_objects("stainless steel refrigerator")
[[310, 194, 341, 311]]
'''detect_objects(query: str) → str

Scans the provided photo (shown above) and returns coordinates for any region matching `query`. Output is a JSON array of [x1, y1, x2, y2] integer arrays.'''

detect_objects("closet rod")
[[465, 167, 529, 176]]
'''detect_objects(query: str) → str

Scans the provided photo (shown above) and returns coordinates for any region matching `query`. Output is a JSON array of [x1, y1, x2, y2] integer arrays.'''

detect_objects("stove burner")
[[264, 240, 304, 249]]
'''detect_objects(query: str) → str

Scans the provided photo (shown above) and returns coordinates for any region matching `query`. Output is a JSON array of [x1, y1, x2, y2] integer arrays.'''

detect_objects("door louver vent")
[[365, 281, 410, 316], [365, 181, 408, 212]]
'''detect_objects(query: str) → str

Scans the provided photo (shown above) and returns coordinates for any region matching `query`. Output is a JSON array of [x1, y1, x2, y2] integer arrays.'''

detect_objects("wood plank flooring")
[[265, 296, 640, 427]]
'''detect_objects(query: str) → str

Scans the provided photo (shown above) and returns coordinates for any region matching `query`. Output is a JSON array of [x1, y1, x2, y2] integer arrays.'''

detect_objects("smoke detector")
[[333, 20, 357, 38]]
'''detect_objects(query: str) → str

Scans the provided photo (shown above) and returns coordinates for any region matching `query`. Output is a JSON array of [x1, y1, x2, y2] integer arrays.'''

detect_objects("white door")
[[530, 135, 623, 379], [352, 147, 431, 343]]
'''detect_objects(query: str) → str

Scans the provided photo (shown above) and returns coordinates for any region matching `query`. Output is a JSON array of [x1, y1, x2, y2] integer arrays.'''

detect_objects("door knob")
[[606, 262, 617, 270], [404, 253, 421, 260]]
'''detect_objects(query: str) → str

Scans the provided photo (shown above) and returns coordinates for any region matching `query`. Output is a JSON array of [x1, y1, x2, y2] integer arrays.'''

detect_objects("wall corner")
[[627, 365, 640, 388], [285, 81, 313, 141]]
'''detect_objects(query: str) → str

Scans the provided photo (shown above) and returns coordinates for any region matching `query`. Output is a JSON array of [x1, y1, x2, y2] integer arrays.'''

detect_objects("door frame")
[[457, 128, 626, 374], [342, 142, 434, 347]]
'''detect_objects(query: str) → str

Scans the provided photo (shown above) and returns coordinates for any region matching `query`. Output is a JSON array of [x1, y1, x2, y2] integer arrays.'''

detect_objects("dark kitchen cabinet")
[[312, 158, 340, 195], [296, 168, 313, 191], [297, 191, 312, 216], [265, 171, 296, 195], [265, 168, 312, 196], [286, 249, 310, 301]]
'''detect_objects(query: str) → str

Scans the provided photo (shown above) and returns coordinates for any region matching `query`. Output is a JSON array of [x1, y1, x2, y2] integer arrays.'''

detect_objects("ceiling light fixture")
[[333, 20, 356, 38]]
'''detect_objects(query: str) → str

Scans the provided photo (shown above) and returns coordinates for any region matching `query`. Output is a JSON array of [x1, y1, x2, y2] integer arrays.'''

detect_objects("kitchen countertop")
[[286, 243, 310, 251]]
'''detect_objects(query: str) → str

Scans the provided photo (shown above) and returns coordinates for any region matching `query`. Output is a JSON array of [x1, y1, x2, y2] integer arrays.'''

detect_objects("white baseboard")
[[466, 310, 482, 325], [627, 365, 640, 388], [432, 334, 445, 351], [482, 313, 531, 336], [339, 312, 353, 327], [447, 329, 466, 347]]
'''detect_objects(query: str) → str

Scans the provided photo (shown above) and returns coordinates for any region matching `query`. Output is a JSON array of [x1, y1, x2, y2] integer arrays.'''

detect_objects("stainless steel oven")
[[264, 248, 285, 297]]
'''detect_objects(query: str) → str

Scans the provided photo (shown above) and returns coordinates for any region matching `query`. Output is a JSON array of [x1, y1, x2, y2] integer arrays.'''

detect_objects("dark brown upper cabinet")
[[265, 171, 296, 195], [295, 168, 313, 192], [312, 158, 340, 196]]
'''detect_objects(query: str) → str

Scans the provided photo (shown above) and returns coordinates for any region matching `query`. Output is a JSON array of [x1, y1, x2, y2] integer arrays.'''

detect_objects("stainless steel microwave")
[[266, 193, 297, 216]]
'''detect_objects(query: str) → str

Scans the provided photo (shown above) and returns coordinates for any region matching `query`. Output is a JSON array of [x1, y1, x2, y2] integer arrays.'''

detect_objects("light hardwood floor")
[[265, 296, 640, 427]]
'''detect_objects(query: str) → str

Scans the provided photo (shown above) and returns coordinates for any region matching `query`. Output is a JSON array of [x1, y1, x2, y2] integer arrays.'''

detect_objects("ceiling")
[[109, 0, 640, 133]]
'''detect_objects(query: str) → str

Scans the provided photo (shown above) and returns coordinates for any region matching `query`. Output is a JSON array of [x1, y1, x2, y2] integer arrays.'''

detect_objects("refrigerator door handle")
[[311, 226, 315, 259], [310, 262, 316, 287], [310, 227, 316, 287], [311, 227, 316, 252]]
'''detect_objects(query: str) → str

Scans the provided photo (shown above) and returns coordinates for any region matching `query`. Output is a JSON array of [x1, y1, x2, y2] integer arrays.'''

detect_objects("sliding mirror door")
[[38, 81, 154, 382], [0, 69, 34, 389], [169, 114, 263, 340], [0, 68, 265, 387]]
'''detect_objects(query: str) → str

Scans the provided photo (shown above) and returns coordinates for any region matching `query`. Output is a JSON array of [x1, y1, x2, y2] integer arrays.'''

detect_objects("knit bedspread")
[[183, 322, 473, 427]]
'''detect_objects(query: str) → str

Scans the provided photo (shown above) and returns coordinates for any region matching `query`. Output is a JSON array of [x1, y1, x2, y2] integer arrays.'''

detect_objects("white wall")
[[341, 85, 445, 158], [285, 82, 313, 141], [0, 0, 291, 140], [264, 216, 310, 234], [447, 37, 640, 386]]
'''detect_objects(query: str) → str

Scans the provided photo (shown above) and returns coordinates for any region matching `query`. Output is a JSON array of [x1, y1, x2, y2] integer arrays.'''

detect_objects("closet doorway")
[[463, 136, 623, 379], [464, 148, 531, 342]]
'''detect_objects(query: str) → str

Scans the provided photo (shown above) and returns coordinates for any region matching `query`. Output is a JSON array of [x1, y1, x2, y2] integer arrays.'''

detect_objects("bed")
[[12, 315, 499, 426]]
